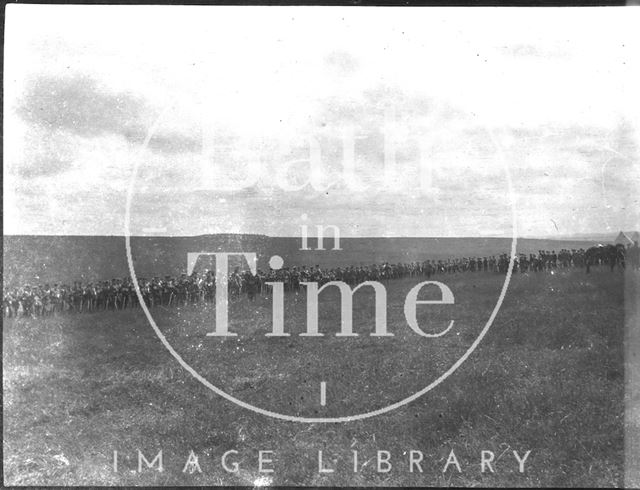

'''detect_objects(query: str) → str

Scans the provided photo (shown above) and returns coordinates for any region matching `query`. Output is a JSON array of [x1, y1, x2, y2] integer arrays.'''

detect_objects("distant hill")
[[2, 235, 270, 287], [3, 234, 600, 287], [527, 231, 639, 243]]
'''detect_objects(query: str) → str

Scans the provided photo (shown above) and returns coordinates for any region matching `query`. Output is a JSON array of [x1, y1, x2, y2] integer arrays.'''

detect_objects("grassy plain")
[[3, 265, 628, 486]]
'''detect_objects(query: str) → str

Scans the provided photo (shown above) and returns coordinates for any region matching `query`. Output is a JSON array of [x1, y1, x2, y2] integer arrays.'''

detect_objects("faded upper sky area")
[[4, 5, 640, 237]]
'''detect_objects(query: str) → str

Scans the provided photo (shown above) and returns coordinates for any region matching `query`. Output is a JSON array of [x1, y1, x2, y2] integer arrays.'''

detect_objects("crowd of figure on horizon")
[[4, 244, 639, 319]]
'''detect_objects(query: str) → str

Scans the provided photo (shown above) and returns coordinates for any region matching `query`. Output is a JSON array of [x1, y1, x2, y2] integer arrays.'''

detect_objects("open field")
[[3, 265, 629, 486]]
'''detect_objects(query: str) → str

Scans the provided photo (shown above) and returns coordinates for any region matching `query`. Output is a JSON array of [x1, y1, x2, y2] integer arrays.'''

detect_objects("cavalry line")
[[4, 247, 628, 319]]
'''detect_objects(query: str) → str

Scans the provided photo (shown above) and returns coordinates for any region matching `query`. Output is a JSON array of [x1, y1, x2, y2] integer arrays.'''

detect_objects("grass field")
[[3, 267, 628, 486]]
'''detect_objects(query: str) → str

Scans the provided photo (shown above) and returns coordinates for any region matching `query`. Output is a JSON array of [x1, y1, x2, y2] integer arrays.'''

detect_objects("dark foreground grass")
[[3, 268, 628, 486]]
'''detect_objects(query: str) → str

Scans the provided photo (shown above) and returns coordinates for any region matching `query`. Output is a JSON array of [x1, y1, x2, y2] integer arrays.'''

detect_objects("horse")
[[228, 272, 243, 300], [585, 244, 625, 273]]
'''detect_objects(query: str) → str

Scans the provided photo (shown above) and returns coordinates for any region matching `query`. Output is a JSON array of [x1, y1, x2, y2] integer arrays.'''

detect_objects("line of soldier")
[[0, 248, 612, 319]]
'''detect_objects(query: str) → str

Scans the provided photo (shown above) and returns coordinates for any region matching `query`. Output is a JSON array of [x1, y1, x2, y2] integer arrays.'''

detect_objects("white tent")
[[614, 231, 633, 246]]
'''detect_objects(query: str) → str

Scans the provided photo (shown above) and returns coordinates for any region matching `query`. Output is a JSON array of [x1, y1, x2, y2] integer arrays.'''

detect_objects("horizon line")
[[2, 232, 621, 241]]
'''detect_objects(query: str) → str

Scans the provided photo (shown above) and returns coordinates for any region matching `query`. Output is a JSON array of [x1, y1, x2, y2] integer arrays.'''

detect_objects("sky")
[[4, 5, 640, 237]]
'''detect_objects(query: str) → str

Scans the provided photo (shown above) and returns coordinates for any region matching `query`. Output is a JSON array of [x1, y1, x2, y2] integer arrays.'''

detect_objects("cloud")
[[5, 68, 637, 236], [312, 84, 436, 131], [324, 50, 359, 75], [15, 74, 200, 155], [12, 127, 77, 178], [148, 131, 201, 154], [17, 75, 149, 139]]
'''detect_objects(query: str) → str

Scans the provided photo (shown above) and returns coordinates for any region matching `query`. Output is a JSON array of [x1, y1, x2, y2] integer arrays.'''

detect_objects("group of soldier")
[[3, 246, 632, 319]]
